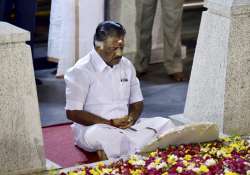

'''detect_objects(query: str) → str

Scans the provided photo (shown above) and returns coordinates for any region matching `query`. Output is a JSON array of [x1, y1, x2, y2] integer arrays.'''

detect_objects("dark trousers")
[[0, 0, 37, 57]]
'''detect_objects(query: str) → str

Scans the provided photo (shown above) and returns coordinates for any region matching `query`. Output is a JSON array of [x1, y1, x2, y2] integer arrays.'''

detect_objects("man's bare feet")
[[169, 72, 187, 82], [97, 150, 108, 161]]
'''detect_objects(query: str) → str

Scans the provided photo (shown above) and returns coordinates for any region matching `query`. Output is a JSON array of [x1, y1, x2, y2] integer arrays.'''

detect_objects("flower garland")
[[58, 136, 250, 175]]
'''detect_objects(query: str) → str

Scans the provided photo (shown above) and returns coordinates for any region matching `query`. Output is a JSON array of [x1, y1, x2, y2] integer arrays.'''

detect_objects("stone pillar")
[[0, 22, 45, 174], [107, 0, 163, 62], [183, 0, 250, 135]]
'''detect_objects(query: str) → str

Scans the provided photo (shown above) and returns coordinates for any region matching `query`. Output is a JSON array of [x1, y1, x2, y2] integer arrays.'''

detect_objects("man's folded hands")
[[110, 115, 135, 129]]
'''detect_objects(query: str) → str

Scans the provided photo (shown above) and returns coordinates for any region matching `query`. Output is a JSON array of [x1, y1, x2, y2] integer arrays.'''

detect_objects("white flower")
[[134, 159, 146, 166], [176, 167, 183, 173], [247, 170, 250, 175], [192, 167, 200, 173], [205, 158, 217, 167], [155, 162, 167, 170], [187, 163, 195, 170], [147, 162, 156, 169]]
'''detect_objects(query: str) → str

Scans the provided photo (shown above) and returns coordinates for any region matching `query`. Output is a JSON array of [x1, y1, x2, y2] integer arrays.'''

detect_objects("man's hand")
[[111, 115, 134, 129]]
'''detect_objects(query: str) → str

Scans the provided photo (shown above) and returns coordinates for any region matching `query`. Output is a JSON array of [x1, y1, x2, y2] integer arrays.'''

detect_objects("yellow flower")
[[128, 159, 135, 165], [209, 147, 218, 155], [229, 141, 247, 152], [216, 148, 232, 158], [79, 170, 86, 175], [204, 143, 211, 147], [102, 168, 113, 174], [130, 169, 143, 175], [230, 143, 241, 151], [184, 154, 192, 161], [89, 167, 102, 175], [162, 172, 168, 175], [199, 165, 209, 173], [224, 171, 239, 175], [150, 151, 157, 157], [155, 157, 162, 164], [69, 172, 78, 175], [48, 169, 58, 175], [167, 154, 178, 165], [128, 155, 140, 165], [221, 137, 233, 142], [97, 162, 105, 167], [234, 136, 241, 140]]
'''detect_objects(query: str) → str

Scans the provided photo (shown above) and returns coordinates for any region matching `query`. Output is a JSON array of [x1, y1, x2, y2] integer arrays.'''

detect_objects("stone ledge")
[[168, 113, 191, 126], [0, 22, 30, 44]]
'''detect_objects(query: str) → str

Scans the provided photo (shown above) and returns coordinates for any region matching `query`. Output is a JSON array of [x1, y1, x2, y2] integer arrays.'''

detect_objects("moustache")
[[114, 56, 122, 60]]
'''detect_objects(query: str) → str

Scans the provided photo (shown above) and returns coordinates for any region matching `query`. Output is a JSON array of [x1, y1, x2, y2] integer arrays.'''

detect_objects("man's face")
[[101, 36, 125, 66]]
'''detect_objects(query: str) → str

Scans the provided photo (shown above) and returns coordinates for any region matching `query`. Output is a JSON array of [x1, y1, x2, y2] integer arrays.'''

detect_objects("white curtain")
[[48, 0, 104, 77]]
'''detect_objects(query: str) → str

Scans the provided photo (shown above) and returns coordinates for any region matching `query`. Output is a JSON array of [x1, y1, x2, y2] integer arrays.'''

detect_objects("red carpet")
[[42, 124, 99, 168]]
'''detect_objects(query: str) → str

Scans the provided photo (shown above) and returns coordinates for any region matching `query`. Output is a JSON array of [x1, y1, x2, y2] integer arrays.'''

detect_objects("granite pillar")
[[183, 0, 250, 135], [0, 22, 45, 174]]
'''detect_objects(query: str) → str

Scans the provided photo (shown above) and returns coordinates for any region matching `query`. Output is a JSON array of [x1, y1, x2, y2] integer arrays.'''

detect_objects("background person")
[[135, 0, 185, 81]]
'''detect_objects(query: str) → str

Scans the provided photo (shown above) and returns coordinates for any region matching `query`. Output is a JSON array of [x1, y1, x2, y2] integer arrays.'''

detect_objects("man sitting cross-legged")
[[65, 21, 175, 160]]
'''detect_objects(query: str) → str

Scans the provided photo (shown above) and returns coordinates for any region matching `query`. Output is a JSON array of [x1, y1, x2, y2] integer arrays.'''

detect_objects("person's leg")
[[133, 117, 176, 136], [0, 0, 13, 22], [14, 0, 42, 84], [161, 0, 185, 80], [134, 0, 158, 75], [123, 117, 176, 151], [14, 0, 37, 56], [84, 124, 136, 159]]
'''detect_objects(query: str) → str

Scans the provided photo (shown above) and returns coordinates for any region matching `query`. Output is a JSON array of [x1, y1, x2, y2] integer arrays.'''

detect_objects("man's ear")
[[95, 41, 104, 50]]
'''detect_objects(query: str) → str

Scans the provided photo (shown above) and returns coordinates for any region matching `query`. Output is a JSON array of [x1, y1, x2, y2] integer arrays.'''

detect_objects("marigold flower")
[[130, 169, 143, 175], [184, 154, 192, 161], [199, 165, 209, 173]]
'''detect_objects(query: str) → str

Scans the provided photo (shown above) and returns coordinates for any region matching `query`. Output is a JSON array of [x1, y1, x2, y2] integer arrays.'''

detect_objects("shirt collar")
[[90, 48, 108, 72]]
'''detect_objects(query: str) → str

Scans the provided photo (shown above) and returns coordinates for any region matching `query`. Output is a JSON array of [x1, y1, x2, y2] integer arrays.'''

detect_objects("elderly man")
[[65, 21, 175, 160]]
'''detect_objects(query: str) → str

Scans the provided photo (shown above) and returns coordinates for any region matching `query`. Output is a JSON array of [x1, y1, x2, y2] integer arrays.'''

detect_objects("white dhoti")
[[71, 117, 176, 159]]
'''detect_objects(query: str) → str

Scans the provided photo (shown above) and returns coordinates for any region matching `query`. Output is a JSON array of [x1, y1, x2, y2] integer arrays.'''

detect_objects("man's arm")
[[66, 110, 111, 126], [66, 110, 133, 128], [128, 101, 143, 122], [117, 101, 143, 129], [128, 101, 143, 124], [66, 100, 143, 128]]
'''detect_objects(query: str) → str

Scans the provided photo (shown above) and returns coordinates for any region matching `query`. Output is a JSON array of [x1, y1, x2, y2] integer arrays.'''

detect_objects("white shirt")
[[65, 48, 143, 120]]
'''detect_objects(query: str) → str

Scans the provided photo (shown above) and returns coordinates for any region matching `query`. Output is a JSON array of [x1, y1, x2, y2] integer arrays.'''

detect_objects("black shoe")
[[136, 71, 147, 78], [168, 72, 187, 82]]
